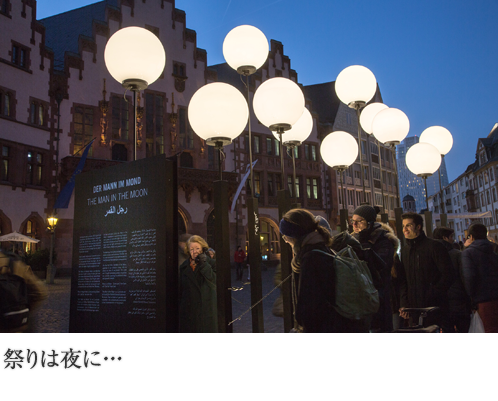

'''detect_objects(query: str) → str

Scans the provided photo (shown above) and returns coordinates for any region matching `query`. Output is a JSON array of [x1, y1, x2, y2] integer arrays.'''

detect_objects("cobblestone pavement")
[[30, 266, 285, 333]]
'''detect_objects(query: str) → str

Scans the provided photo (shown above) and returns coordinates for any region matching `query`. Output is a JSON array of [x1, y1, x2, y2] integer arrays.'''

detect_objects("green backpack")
[[312, 246, 379, 320]]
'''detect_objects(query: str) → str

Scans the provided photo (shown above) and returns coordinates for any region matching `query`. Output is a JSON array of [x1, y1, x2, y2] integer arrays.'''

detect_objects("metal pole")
[[291, 145, 298, 202], [355, 107, 366, 203], [279, 131, 285, 190], [339, 169, 348, 232], [246, 75, 255, 195]]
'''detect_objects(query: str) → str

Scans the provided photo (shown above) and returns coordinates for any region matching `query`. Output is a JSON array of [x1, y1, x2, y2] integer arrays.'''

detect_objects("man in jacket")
[[234, 246, 246, 281], [398, 212, 454, 330], [433, 227, 471, 332], [462, 223, 498, 332]]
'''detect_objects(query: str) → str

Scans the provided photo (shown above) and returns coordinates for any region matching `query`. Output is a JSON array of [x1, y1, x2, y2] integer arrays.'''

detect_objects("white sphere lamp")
[[405, 142, 441, 178], [372, 108, 410, 145], [419, 126, 453, 156], [335, 65, 377, 108], [188, 82, 248, 146], [104, 26, 166, 90], [253, 77, 305, 133], [320, 131, 359, 171], [223, 25, 269, 75], [360, 103, 389, 134], [272, 108, 313, 146]]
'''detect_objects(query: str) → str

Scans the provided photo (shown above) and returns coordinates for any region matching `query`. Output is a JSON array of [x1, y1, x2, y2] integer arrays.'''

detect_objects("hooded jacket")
[[399, 231, 454, 310], [462, 239, 498, 304]]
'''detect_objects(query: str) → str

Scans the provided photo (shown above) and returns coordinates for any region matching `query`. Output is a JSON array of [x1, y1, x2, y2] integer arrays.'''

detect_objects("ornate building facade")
[[0, 0, 399, 270]]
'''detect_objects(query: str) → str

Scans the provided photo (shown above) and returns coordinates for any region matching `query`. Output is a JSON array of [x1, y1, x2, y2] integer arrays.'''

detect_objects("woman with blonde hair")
[[178, 235, 217, 332], [279, 208, 364, 332]]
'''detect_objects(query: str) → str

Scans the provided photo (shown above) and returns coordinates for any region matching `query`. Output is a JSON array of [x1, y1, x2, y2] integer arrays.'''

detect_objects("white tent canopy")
[[0, 231, 40, 243]]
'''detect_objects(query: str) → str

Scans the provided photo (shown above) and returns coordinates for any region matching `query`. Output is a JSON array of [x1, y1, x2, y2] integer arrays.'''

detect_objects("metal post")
[[355, 106, 366, 203], [247, 197, 264, 332], [246, 75, 255, 195], [338, 169, 348, 232], [47, 228, 55, 284], [278, 188, 293, 332], [214, 180, 233, 333]]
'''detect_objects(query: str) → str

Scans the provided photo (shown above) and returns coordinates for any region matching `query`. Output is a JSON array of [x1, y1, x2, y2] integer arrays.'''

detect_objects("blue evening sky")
[[37, 0, 498, 183]]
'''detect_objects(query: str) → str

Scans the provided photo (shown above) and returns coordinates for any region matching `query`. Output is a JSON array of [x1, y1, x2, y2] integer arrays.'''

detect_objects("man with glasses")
[[398, 212, 454, 330]]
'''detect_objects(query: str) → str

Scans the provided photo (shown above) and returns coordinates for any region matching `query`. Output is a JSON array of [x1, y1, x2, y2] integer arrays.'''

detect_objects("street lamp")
[[223, 25, 269, 332], [371, 106, 410, 239], [272, 107, 313, 203], [254, 77, 305, 189], [188, 82, 248, 333], [320, 131, 359, 231], [420, 126, 453, 222], [335, 65, 377, 204], [405, 142, 441, 210], [46, 215, 58, 284], [253, 76, 304, 332], [104, 26, 166, 161], [360, 102, 389, 220]]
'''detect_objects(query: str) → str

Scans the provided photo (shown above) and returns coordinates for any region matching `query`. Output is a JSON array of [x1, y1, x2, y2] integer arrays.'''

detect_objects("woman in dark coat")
[[351, 205, 399, 332], [179, 235, 217, 332], [279, 208, 365, 332]]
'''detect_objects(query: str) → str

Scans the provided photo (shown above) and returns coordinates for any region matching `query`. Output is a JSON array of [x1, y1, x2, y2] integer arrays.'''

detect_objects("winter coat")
[[399, 231, 454, 310], [179, 255, 218, 333], [353, 222, 399, 332], [234, 250, 246, 264], [435, 240, 471, 315], [294, 238, 368, 333], [462, 239, 498, 304]]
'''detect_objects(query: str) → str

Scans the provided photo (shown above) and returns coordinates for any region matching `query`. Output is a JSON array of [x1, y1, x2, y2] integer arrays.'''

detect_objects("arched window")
[[22, 218, 40, 253], [246, 218, 280, 262], [178, 208, 187, 235]]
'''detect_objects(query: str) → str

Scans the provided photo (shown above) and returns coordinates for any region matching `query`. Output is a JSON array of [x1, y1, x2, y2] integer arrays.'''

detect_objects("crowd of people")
[[278, 206, 498, 333]]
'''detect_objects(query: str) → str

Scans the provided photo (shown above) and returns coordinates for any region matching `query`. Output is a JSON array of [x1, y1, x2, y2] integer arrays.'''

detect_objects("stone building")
[[428, 123, 498, 241]]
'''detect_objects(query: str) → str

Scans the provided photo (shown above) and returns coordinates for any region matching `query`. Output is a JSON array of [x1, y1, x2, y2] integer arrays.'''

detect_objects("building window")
[[254, 171, 262, 197], [1, 145, 10, 181], [23, 219, 40, 253], [259, 218, 280, 260], [293, 146, 299, 159], [74, 106, 94, 156], [267, 173, 274, 196], [274, 139, 280, 156], [266, 137, 273, 155], [11, 43, 29, 69], [145, 93, 165, 157], [26, 151, 43, 186], [306, 178, 319, 199], [173, 62, 186, 77], [254, 136, 260, 154], [288, 175, 300, 198], [178, 108, 194, 149], [29, 100, 47, 126], [1, 0, 10, 15], [0, 90, 13, 117], [112, 95, 129, 141]]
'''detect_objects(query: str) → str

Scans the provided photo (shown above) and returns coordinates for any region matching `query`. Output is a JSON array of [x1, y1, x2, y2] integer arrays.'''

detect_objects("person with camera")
[[351, 205, 399, 332], [178, 235, 217, 332]]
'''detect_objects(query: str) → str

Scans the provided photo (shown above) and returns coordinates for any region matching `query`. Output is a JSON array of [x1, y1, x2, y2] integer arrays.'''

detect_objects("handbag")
[[469, 310, 485, 333]]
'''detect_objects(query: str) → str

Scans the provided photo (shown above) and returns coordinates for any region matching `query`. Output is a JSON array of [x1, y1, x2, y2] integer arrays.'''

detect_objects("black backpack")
[[0, 256, 30, 332]]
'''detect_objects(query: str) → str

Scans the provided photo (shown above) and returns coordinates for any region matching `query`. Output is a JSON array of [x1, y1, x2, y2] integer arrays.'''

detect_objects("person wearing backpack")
[[1, 251, 47, 332], [350, 205, 399, 332], [279, 208, 369, 332]]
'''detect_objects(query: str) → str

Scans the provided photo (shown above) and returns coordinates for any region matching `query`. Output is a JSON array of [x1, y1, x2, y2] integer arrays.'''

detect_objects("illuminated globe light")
[[188, 82, 248, 146], [405, 142, 442, 178], [360, 102, 389, 134], [223, 25, 269, 75], [419, 126, 453, 156], [335, 65, 377, 106], [320, 131, 359, 170], [104, 26, 166, 90], [272, 108, 313, 145], [371, 108, 410, 145], [253, 77, 305, 131]]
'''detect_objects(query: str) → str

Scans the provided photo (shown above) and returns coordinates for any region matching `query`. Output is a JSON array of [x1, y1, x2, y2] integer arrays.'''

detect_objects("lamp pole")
[[46, 216, 58, 284]]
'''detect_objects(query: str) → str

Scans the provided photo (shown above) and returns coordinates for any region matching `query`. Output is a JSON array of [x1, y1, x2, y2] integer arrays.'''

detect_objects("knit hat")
[[315, 215, 332, 234], [353, 205, 379, 223], [279, 218, 310, 239]]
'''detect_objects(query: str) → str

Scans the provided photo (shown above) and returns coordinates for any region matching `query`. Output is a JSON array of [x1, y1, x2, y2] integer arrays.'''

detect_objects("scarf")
[[291, 231, 326, 274]]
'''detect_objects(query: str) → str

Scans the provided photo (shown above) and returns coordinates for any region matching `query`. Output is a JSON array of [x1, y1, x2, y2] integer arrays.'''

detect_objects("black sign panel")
[[69, 155, 178, 332]]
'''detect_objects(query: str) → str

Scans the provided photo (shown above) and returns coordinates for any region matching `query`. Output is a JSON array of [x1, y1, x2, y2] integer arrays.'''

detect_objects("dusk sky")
[[37, 0, 498, 183]]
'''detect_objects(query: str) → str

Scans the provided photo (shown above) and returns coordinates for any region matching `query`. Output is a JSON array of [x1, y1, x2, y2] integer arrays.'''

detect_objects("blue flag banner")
[[231, 159, 258, 213], [54, 138, 95, 209]]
